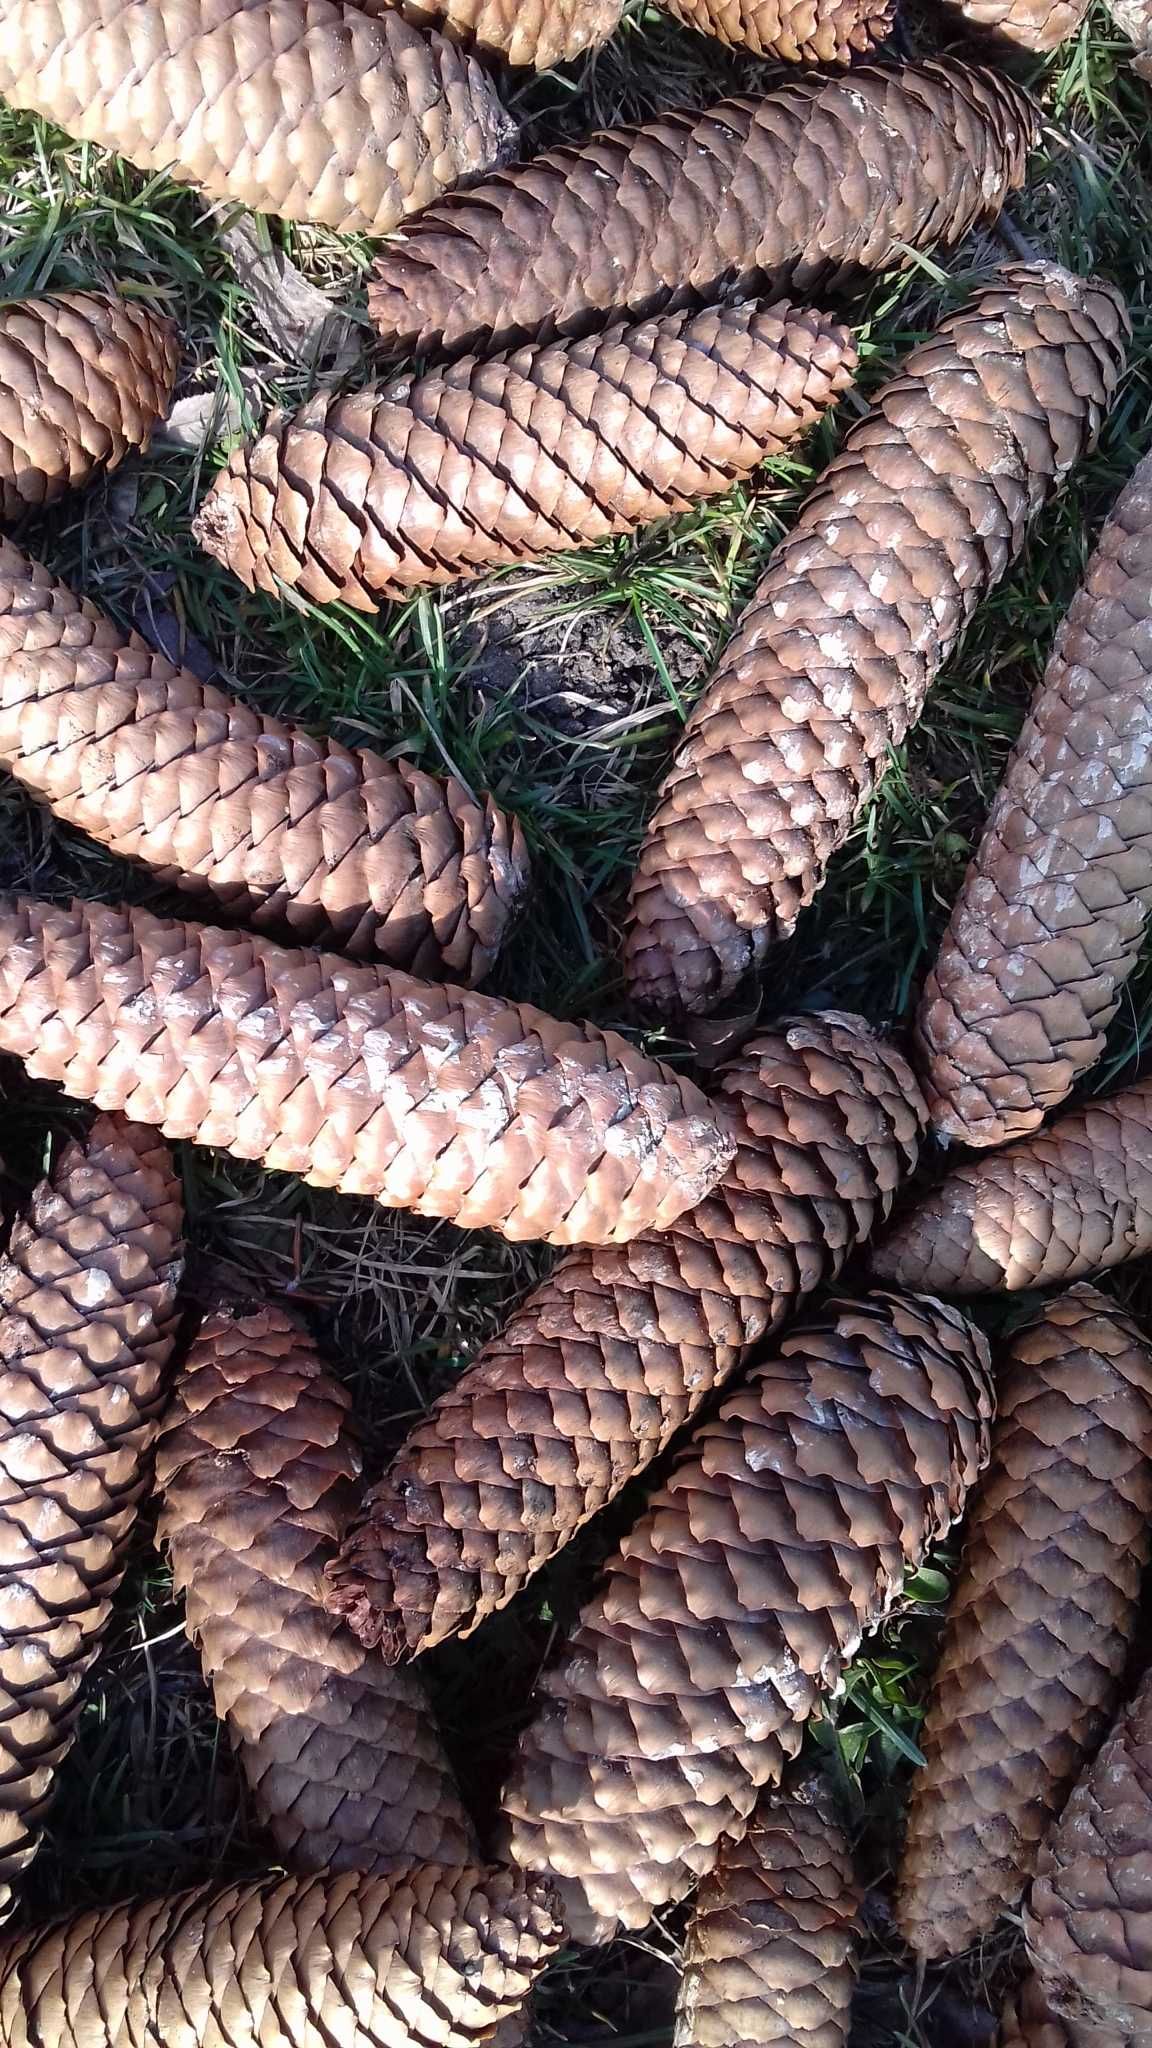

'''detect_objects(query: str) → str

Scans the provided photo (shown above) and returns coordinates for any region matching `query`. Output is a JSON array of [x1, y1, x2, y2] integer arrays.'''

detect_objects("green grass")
[[1, 6, 1151, 2040]]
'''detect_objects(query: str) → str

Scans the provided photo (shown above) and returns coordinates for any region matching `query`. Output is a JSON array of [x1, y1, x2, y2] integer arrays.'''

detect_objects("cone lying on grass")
[[999, 1973, 1128, 2048], [156, 1303, 475, 1877], [0, 1115, 183, 1921], [656, 0, 894, 59], [1102, 0, 1152, 75], [625, 264, 1130, 1018], [393, 0, 623, 66], [502, 1292, 993, 1942], [0, 0, 516, 237], [195, 301, 858, 612], [327, 1014, 926, 1659], [0, 1864, 560, 2048], [896, 1286, 1152, 1961], [368, 60, 1039, 359], [673, 1773, 861, 2048], [917, 449, 1152, 1150], [0, 896, 733, 1249], [0, 292, 176, 524], [0, 539, 527, 984], [933, 0, 1089, 49], [1026, 1662, 1152, 2036], [871, 1074, 1152, 1294]]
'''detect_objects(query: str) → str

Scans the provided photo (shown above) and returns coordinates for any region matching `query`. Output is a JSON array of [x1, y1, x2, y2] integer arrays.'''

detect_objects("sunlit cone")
[[656, 0, 892, 59], [389, 0, 623, 66]]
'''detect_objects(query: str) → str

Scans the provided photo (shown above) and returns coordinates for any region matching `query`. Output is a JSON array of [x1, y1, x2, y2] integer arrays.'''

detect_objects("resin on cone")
[[0, 539, 527, 983], [624, 265, 1130, 1018], [896, 1287, 1152, 1960], [657, 0, 893, 58], [502, 1293, 992, 1942], [0, 896, 734, 1249], [194, 302, 857, 611], [326, 1015, 926, 1658], [156, 1303, 475, 1876]]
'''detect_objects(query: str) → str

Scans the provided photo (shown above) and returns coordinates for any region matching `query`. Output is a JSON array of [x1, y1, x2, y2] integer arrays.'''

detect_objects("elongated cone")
[[674, 1773, 861, 2048], [871, 1074, 1152, 1295], [0, 0, 516, 238], [917, 451, 1152, 1150], [393, 0, 623, 66], [0, 1863, 560, 2048], [1103, 0, 1152, 74], [326, 1014, 926, 1658], [896, 1286, 1152, 1961], [194, 302, 858, 612], [1000, 1973, 1129, 2048], [656, 0, 893, 59], [0, 292, 176, 523], [155, 1303, 475, 1876], [0, 1115, 183, 1921], [0, 539, 527, 983], [502, 1292, 993, 1943], [625, 265, 1130, 1018], [934, 0, 1088, 49], [0, 896, 733, 1249], [368, 60, 1038, 361], [1027, 1663, 1152, 2036]]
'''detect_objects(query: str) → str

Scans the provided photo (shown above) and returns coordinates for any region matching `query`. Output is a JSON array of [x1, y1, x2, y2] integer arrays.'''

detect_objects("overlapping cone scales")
[[657, 0, 894, 59], [326, 1014, 926, 1658], [0, 896, 733, 1248], [368, 60, 1039, 360], [935, 0, 1089, 47], [1103, 0, 1152, 74], [156, 1304, 474, 1876], [502, 1293, 992, 1942], [673, 1775, 860, 2048], [1000, 1973, 1127, 2047], [0, 539, 527, 983], [1026, 1663, 1152, 2035], [917, 450, 1152, 1149], [0, 1115, 183, 1919], [871, 1076, 1152, 1293], [0, 0, 516, 237], [195, 303, 858, 611], [0, 292, 176, 522], [395, 0, 623, 65], [896, 1287, 1152, 1961], [0, 1864, 561, 2048], [624, 265, 1131, 1017]]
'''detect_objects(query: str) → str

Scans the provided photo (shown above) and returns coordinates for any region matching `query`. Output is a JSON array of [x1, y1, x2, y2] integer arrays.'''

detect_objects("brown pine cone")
[[0, 538, 527, 983], [916, 450, 1152, 1150], [674, 1773, 861, 2048], [155, 1303, 475, 1876], [895, 1286, 1152, 1961], [0, 895, 733, 1249], [0, 1114, 183, 1921], [0, 1863, 560, 2048], [0, 292, 176, 523], [933, 0, 1089, 48], [0, 0, 516, 237], [393, 0, 623, 66], [326, 1014, 926, 1658], [368, 60, 1038, 361], [194, 302, 857, 612], [870, 1075, 1152, 1294], [1000, 1973, 1130, 2048], [502, 1292, 992, 1942], [1026, 1663, 1152, 2036], [625, 265, 1130, 1018], [656, 0, 893, 59], [1103, 0, 1152, 74]]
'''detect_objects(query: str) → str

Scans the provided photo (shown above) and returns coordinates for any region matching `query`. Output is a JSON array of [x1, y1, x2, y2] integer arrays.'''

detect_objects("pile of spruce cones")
[[0, 0, 1151, 2045]]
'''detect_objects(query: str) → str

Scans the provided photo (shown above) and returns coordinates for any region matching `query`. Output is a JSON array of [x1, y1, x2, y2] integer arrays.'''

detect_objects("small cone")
[[391, 0, 623, 66], [657, 0, 893, 59]]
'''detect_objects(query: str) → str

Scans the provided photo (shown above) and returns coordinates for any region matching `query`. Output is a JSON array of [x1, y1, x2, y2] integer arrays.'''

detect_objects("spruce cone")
[[896, 1286, 1152, 1961], [327, 1014, 926, 1658], [0, 538, 527, 983], [367, 60, 1039, 360], [502, 1292, 993, 1942], [155, 1303, 475, 1876], [195, 302, 858, 611], [0, 0, 516, 238], [1102, 0, 1152, 75], [870, 1075, 1152, 1294], [0, 895, 733, 1249], [0, 1864, 560, 2048], [1000, 1973, 1129, 2048], [916, 450, 1152, 1150], [673, 1774, 861, 2048], [933, 0, 1089, 49], [0, 1115, 183, 1920], [1026, 1663, 1152, 2037], [656, 0, 893, 60], [625, 264, 1130, 1018], [0, 292, 176, 523], [394, 0, 623, 66]]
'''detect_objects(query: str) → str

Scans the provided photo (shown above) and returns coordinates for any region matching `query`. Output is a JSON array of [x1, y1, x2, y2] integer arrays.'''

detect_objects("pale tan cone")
[[388, 0, 624, 66], [656, 0, 893, 59]]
